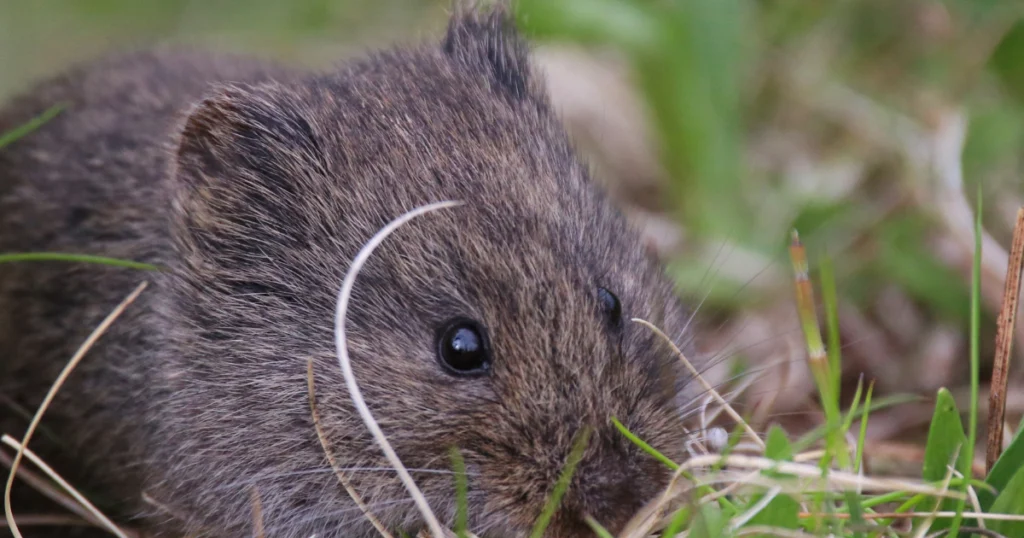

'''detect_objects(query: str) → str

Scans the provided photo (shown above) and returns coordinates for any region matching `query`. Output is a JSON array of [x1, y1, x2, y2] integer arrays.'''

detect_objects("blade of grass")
[[249, 487, 265, 538], [0, 437, 133, 538], [840, 376, 864, 434], [789, 230, 847, 482], [689, 502, 727, 538], [3, 281, 146, 538], [529, 426, 592, 538], [584, 516, 615, 538], [819, 255, 843, 402], [611, 417, 737, 514], [919, 388, 967, 533], [981, 406, 1024, 509], [791, 392, 918, 455], [855, 381, 874, 475], [660, 506, 691, 538], [332, 201, 460, 538], [988, 463, 1024, 536], [948, 187, 985, 536], [0, 103, 65, 149], [0, 253, 158, 271], [306, 359, 391, 538], [450, 447, 469, 538], [612, 417, 678, 470]]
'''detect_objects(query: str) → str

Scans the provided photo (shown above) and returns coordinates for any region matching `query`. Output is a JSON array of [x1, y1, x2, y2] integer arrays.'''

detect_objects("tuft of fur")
[[0, 7, 700, 538]]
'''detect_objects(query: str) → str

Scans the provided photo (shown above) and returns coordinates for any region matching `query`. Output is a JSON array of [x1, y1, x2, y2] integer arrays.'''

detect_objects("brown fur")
[[0, 8, 701, 538]]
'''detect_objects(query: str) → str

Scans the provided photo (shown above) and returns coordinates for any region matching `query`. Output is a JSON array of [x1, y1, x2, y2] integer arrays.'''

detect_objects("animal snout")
[[543, 436, 673, 536]]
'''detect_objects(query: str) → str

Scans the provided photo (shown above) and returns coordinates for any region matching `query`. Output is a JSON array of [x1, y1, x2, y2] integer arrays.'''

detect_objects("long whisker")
[[272, 498, 419, 536], [635, 317, 766, 450], [679, 239, 734, 335]]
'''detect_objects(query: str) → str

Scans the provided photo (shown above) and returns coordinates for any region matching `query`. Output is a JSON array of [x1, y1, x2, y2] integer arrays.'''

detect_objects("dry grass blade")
[[681, 453, 964, 497], [306, 359, 393, 538], [806, 511, 1024, 522], [986, 206, 1024, 473], [250, 487, 265, 538], [619, 465, 694, 538], [0, 513, 91, 528], [735, 525, 820, 537], [3, 281, 146, 538], [925, 529, 1009, 538], [1, 436, 137, 538], [632, 317, 766, 450], [0, 444, 99, 526], [333, 201, 461, 538]]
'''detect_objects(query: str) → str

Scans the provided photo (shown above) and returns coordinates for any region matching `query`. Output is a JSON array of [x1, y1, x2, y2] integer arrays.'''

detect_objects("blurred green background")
[[0, 0, 449, 98], [4, 0, 1024, 421]]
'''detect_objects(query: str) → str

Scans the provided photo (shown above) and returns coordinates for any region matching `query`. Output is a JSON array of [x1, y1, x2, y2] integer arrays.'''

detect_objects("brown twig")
[[986, 207, 1024, 473]]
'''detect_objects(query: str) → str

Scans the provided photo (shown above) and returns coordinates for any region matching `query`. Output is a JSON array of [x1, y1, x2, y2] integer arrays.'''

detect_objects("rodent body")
[[0, 9, 699, 538]]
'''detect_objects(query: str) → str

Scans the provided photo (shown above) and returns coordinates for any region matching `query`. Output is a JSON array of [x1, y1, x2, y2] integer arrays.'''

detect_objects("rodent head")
[[160, 7, 701, 537]]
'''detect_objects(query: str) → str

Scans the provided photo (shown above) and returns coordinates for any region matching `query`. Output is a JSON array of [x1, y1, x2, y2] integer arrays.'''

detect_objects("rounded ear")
[[172, 85, 251, 192], [169, 83, 328, 261], [442, 4, 544, 102], [172, 83, 325, 194]]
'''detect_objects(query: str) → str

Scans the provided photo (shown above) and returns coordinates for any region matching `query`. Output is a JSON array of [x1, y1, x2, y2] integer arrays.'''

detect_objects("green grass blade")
[[981, 416, 1024, 509], [922, 388, 967, 482], [919, 388, 966, 532], [744, 493, 800, 531], [855, 381, 874, 474], [449, 447, 469, 538], [0, 252, 159, 270], [583, 516, 615, 538], [792, 392, 919, 454], [819, 255, 843, 402], [689, 502, 729, 538], [529, 426, 592, 538], [611, 417, 678, 470], [840, 376, 864, 434], [948, 187, 984, 536], [765, 424, 794, 461], [0, 103, 66, 149], [843, 490, 866, 538], [660, 507, 690, 538], [987, 464, 1024, 536]]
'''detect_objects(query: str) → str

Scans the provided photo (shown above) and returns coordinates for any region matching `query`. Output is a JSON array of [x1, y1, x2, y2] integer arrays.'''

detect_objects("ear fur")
[[168, 83, 330, 260], [442, 3, 541, 102], [171, 83, 326, 193]]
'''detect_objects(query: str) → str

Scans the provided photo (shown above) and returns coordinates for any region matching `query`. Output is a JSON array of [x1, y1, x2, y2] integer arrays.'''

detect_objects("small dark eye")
[[436, 318, 491, 375], [597, 287, 622, 325]]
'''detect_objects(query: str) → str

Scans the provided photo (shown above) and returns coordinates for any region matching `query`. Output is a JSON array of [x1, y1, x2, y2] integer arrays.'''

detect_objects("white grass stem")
[[679, 453, 964, 498], [334, 201, 461, 538]]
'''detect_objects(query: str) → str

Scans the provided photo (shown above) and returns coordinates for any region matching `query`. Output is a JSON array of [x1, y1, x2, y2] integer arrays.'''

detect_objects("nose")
[[548, 443, 672, 536]]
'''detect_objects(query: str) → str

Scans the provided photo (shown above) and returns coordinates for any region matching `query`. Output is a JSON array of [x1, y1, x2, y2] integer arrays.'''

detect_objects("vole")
[[0, 6, 701, 537]]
